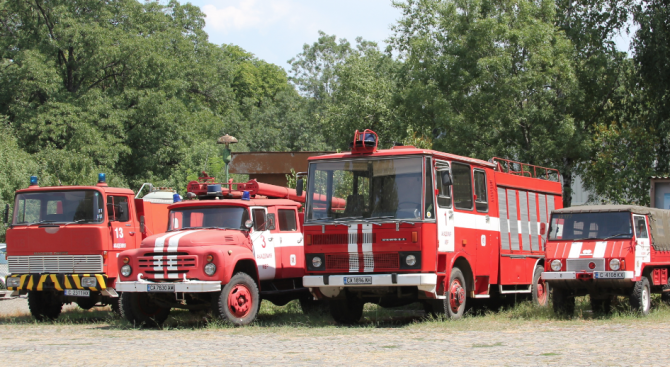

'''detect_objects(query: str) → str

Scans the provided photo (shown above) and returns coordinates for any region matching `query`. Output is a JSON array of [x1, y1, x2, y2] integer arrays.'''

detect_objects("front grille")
[[566, 258, 605, 272], [138, 254, 197, 276], [8, 255, 103, 274], [312, 233, 377, 245], [325, 252, 399, 271]]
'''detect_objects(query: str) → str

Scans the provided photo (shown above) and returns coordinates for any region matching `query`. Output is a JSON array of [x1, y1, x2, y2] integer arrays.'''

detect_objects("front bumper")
[[115, 280, 222, 293], [7, 273, 108, 292], [541, 271, 634, 280], [303, 273, 437, 292]]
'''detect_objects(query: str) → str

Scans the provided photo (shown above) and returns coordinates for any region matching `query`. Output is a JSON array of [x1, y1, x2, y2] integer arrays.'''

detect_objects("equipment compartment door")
[[251, 207, 276, 280], [633, 215, 651, 277]]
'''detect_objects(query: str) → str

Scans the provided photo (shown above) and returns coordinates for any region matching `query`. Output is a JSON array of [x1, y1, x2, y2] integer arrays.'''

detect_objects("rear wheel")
[[28, 291, 63, 321], [630, 276, 651, 316], [552, 287, 575, 317], [662, 278, 670, 306], [122, 293, 170, 326], [329, 296, 364, 324], [212, 272, 259, 326], [443, 267, 467, 320], [531, 265, 549, 307]]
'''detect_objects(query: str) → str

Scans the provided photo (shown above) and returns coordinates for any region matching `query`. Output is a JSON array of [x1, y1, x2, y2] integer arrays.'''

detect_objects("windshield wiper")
[[334, 216, 363, 221], [62, 219, 89, 226], [603, 233, 631, 240], [27, 220, 56, 226], [167, 226, 201, 232]]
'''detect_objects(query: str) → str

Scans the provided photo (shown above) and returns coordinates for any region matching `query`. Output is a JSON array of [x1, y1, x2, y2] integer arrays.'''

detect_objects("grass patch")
[[540, 352, 561, 356], [472, 342, 503, 348]]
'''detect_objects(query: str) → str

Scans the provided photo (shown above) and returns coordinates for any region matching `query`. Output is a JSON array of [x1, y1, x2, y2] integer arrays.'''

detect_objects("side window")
[[252, 208, 267, 231], [424, 157, 435, 219], [436, 162, 452, 208], [266, 213, 276, 230], [634, 216, 648, 238], [278, 209, 298, 231], [452, 163, 473, 210], [474, 170, 488, 212], [107, 196, 129, 222]]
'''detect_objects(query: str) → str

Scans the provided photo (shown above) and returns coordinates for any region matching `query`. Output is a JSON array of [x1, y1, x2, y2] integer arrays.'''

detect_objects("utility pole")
[[217, 134, 238, 182]]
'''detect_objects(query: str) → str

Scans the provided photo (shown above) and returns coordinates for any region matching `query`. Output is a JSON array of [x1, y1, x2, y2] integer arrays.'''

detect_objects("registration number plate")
[[594, 271, 625, 279], [64, 289, 90, 297], [343, 276, 372, 285], [147, 284, 175, 292]]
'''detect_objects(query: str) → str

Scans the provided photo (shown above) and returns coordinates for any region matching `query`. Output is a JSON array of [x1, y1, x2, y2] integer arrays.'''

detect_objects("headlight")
[[405, 254, 417, 266], [550, 259, 562, 271], [7, 277, 21, 288], [81, 277, 97, 288], [609, 258, 620, 271], [204, 263, 217, 276], [312, 256, 322, 268], [121, 264, 132, 277]]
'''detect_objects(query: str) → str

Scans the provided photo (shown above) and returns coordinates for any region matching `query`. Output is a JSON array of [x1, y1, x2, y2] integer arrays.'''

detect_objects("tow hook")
[[576, 271, 593, 281]]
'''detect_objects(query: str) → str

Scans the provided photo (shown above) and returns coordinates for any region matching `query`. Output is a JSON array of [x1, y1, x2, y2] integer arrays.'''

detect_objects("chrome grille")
[[8, 255, 103, 274], [566, 258, 605, 272]]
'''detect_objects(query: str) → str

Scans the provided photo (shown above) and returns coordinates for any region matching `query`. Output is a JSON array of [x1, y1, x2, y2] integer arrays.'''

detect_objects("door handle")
[[129, 232, 135, 236], [268, 237, 273, 241]]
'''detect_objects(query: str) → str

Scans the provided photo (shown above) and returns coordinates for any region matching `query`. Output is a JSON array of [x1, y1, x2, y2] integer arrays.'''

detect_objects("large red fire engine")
[[4, 174, 173, 320], [542, 205, 670, 316], [115, 176, 322, 326], [300, 130, 563, 322]]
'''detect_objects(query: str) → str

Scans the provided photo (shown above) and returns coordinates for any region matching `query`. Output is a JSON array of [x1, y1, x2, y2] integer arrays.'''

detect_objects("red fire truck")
[[115, 177, 322, 326], [4, 174, 173, 320], [542, 205, 670, 316], [300, 130, 563, 322]]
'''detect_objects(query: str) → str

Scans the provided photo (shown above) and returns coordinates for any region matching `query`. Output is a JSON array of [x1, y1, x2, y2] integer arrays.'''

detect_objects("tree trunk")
[[561, 158, 573, 208]]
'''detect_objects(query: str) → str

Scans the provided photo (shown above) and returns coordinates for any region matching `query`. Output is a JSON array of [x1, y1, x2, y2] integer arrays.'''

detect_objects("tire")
[[552, 287, 575, 317], [110, 296, 121, 316], [423, 299, 445, 318], [28, 291, 63, 321], [443, 267, 467, 320], [531, 265, 550, 307], [661, 277, 670, 306], [591, 296, 612, 315], [630, 276, 652, 316], [122, 293, 170, 326], [212, 272, 260, 326], [329, 296, 364, 324]]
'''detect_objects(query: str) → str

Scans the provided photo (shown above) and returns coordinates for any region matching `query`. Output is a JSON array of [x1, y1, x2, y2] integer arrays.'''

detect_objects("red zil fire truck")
[[300, 130, 563, 322], [542, 205, 670, 316], [4, 174, 173, 320], [115, 176, 325, 326]]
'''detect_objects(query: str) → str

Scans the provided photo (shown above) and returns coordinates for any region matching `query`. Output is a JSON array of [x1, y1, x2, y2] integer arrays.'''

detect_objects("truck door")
[[275, 207, 304, 279], [473, 169, 492, 277], [633, 214, 651, 277], [107, 195, 139, 251], [250, 207, 276, 280], [435, 160, 455, 253]]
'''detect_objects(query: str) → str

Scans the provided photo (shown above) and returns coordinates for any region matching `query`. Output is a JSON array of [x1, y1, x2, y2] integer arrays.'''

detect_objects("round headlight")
[[204, 262, 217, 276], [405, 254, 417, 266], [312, 256, 322, 268], [121, 264, 132, 277], [609, 258, 620, 271], [550, 259, 562, 271]]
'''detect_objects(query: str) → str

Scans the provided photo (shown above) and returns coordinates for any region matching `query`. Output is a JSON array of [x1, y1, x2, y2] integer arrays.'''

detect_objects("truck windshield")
[[13, 190, 104, 225], [549, 212, 633, 241], [305, 157, 424, 222], [168, 207, 250, 231]]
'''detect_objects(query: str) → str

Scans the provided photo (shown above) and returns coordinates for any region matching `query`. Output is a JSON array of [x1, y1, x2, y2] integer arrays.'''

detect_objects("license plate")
[[64, 289, 90, 297], [594, 271, 625, 279], [147, 284, 175, 292], [343, 276, 372, 285]]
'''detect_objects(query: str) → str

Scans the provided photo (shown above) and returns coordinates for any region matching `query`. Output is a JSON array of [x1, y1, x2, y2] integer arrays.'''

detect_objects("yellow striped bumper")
[[7, 274, 108, 292]]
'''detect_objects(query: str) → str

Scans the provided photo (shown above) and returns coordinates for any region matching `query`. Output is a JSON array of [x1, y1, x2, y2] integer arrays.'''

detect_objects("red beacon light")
[[351, 129, 378, 154]]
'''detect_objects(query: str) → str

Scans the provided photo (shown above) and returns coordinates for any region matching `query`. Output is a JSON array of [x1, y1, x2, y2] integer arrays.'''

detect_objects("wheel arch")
[[232, 259, 260, 290], [451, 256, 474, 297]]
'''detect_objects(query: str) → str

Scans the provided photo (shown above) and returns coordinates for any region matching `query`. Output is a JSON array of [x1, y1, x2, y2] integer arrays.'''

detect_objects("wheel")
[[531, 265, 549, 307], [662, 277, 670, 306], [212, 272, 260, 326], [443, 267, 467, 319], [299, 295, 326, 314], [110, 296, 121, 316], [329, 296, 364, 324], [591, 296, 612, 315], [552, 287, 575, 317], [76, 297, 98, 310], [122, 293, 170, 326], [423, 299, 445, 318], [630, 276, 651, 316], [28, 291, 63, 321]]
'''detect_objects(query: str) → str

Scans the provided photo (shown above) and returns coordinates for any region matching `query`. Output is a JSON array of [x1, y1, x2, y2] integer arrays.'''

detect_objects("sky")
[[183, 0, 634, 71]]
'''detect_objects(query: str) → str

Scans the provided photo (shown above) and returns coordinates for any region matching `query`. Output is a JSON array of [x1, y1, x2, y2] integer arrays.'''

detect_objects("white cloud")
[[202, 0, 306, 34]]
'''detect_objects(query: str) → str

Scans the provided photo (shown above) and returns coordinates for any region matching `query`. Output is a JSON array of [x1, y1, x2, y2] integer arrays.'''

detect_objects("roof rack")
[[490, 157, 560, 182]]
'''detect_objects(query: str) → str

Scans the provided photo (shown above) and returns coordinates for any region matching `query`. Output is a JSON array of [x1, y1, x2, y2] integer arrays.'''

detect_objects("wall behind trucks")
[[493, 170, 563, 285]]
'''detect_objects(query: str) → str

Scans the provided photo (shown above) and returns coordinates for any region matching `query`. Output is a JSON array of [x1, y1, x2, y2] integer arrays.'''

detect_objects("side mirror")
[[140, 215, 146, 234], [540, 222, 546, 236], [296, 178, 304, 197], [441, 171, 452, 186], [245, 219, 254, 229], [3, 204, 9, 224]]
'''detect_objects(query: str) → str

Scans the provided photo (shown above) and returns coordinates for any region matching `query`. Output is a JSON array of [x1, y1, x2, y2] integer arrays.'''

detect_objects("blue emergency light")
[[30, 176, 38, 185], [173, 193, 181, 203], [98, 173, 106, 183], [242, 191, 251, 201]]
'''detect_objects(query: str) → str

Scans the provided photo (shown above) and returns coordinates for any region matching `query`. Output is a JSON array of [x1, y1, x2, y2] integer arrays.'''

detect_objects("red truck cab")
[[542, 205, 670, 316], [4, 175, 172, 320], [116, 179, 309, 326]]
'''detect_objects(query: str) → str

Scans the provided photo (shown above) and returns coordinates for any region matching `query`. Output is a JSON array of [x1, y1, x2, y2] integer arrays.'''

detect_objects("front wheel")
[[28, 291, 63, 321], [212, 272, 260, 326], [122, 293, 170, 326], [552, 287, 575, 317], [329, 296, 364, 324], [531, 265, 549, 307], [443, 267, 467, 319], [630, 276, 651, 316]]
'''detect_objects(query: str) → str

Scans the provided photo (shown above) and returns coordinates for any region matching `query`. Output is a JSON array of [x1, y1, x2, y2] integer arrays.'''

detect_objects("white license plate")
[[344, 276, 372, 285], [594, 271, 625, 279], [147, 284, 175, 292], [64, 289, 90, 297]]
